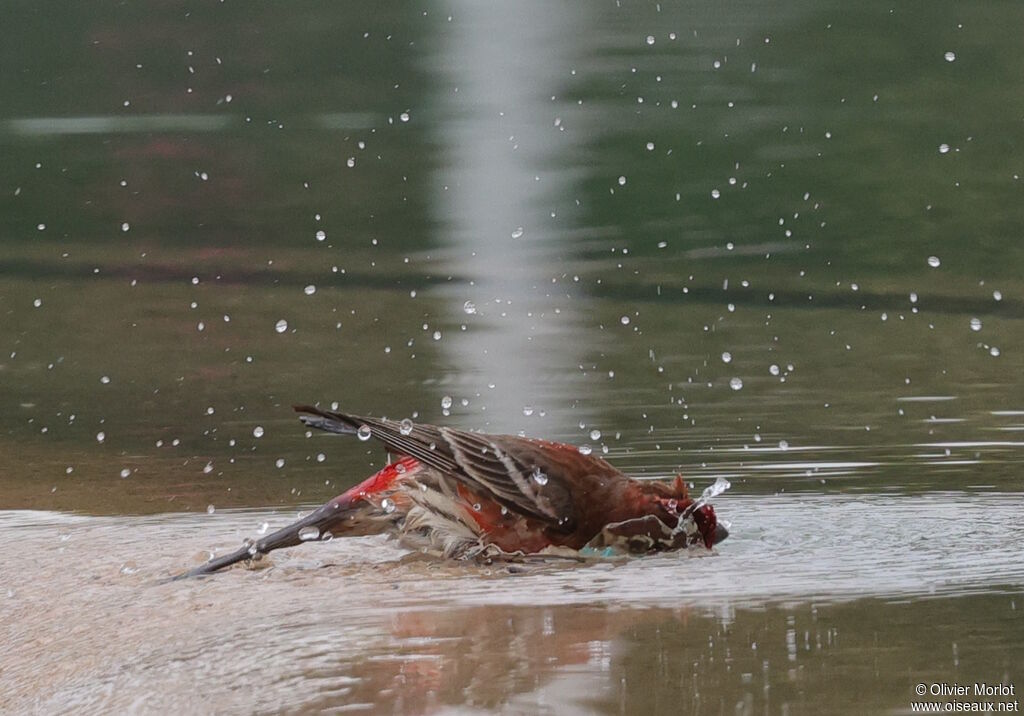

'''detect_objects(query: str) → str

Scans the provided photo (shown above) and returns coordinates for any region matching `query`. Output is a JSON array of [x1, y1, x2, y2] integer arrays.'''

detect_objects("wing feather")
[[294, 406, 593, 529]]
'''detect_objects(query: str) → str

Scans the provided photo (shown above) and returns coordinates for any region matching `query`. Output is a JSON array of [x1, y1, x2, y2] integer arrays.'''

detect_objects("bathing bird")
[[177, 406, 728, 578]]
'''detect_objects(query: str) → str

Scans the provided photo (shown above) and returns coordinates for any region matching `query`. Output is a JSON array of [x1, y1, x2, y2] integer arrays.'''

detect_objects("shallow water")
[[3, 493, 1022, 713], [3, 0, 1024, 712]]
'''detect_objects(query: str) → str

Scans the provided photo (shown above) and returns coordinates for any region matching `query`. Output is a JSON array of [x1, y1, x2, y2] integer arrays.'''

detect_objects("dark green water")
[[2, 1, 1022, 713]]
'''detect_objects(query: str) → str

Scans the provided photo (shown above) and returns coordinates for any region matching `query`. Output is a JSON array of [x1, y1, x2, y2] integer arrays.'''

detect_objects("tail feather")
[[172, 453, 421, 579], [172, 508, 322, 580]]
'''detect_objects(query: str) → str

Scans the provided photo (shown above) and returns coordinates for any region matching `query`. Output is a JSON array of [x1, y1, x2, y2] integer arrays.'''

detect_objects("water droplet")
[[938, 144, 950, 154], [645, 35, 655, 45], [121, 222, 130, 232], [620, 315, 631, 325], [119, 468, 131, 478], [532, 467, 549, 485], [96, 431, 106, 443], [711, 189, 721, 199], [399, 112, 410, 122], [304, 284, 316, 295], [100, 375, 111, 384], [316, 452, 326, 463], [989, 346, 1001, 357], [381, 498, 396, 514], [578, 445, 593, 455], [316, 230, 326, 241], [944, 51, 956, 62], [346, 157, 356, 168], [729, 377, 743, 391], [206, 504, 216, 514], [617, 175, 627, 186], [721, 352, 732, 364], [275, 458, 285, 468], [927, 255, 941, 268], [298, 526, 320, 541], [700, 476, 732, 501], [778, 439, 789, 450], [589, 429, 601, 441], [253, 426, 264, 438], [357, 425, 372, 441], [511, 226, 524, 239], [203, 462, 213, 474], [33, 298, 42, 308], [257, 521, 269, 535], [463, 300, 477, 315], [441, 395, 453, 410], [993, 290, 1003, 301], [970, 317, 982, 332], [523, 405, 534, 416]]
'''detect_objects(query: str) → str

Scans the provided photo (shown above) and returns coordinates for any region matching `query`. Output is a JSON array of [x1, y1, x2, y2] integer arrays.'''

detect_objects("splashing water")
[[674, 476, 732, 537]]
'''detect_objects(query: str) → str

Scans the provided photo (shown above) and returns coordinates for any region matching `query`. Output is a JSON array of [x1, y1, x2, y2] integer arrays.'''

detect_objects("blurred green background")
[[2, 0, 1022, 515]]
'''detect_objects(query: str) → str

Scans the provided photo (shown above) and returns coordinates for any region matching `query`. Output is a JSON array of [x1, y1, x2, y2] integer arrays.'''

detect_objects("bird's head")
[[651, 476, 729, 548], [689, 503, 723, 549]]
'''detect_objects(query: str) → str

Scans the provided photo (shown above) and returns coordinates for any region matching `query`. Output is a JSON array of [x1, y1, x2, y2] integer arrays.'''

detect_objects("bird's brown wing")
[[294, 406, 620, 531]]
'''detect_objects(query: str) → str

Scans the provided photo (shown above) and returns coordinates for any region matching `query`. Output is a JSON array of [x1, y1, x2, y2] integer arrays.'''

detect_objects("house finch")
[[177, 407, 727, 578]]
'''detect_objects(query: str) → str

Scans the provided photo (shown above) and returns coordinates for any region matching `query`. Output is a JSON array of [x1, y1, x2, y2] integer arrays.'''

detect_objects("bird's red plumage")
[[176, 409, 727, 578]]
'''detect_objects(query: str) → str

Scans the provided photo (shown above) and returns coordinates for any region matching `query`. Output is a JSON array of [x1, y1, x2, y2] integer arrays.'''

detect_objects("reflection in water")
[[3, 112, 382, 136], [5, 114, 231, 135], [2, 502, 1021, 714], [430, 2, 592, 432]]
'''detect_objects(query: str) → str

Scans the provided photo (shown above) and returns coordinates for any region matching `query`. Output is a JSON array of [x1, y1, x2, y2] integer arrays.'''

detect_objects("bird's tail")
[[172, 497, 356, 580], [172, 454, 421, 580]]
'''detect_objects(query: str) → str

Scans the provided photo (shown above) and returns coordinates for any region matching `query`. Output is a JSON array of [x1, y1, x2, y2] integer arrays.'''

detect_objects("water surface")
[[2, 0, 1022, 713]]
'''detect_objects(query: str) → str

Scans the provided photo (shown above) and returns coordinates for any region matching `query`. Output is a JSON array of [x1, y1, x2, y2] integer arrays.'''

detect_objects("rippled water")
[[3, 0, 1024, 712], [3, 493, 1022, 713]]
